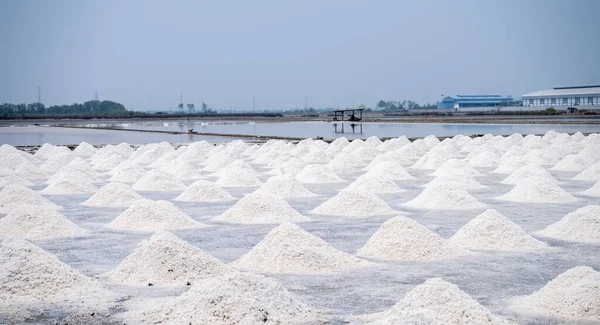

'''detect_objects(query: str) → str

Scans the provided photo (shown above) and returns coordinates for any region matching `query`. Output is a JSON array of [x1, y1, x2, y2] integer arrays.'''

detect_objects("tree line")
[[0, 100, 149, 119], [376, 100, 437, 111]]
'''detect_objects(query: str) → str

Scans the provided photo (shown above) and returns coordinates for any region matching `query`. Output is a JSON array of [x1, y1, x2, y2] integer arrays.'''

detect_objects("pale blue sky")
[[1, 0, 599, 111]]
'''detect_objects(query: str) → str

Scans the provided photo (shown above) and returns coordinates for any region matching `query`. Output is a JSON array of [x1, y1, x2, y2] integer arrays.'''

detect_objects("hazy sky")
[[1, 0, 599, 111]]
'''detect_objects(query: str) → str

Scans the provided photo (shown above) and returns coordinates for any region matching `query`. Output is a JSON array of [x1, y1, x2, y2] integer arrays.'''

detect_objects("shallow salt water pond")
[[4, 160, 599, 325]]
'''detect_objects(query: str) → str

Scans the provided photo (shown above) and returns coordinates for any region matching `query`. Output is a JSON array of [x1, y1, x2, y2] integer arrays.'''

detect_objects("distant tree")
[[187, 103, 195, 113]]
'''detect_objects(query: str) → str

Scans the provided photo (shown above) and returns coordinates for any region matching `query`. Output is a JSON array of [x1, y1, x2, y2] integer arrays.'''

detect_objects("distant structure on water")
[[522, 85, 600, 108], [437, 95, 517, 110]]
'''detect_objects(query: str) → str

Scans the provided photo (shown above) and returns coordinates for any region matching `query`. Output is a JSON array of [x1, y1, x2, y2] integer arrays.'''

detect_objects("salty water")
[[7, 165, 600, 324]]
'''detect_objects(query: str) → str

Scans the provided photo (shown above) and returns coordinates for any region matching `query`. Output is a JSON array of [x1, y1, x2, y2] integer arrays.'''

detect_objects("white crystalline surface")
[[174, 180, 236, 202], [105, 200, 206, 231], [312, 189, 396, 217], [404, 183, 486, 209], [536, 205, 600, 243], [0, 207, 87, 240], [82, 182, 143, 207], [215, 191, 309, 224]]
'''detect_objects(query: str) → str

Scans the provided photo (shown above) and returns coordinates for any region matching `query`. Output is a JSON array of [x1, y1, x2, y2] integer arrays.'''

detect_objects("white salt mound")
[[0, 184, 61, 213], [215, 191, 309, 224], [295, 164, 344, 184], [138, 271, 320, 325], [269, 157, 306, 176], [404, 183, 486, 209], [174, 180, 236, 202], [0, 238, 102, 301], [359, 278, 510, 325], [497, 177, 578, 203], [312, 189, 396, 217], [107, 231, 231, 285], [536, 205, 600, 243], [161, 160, 203, 180], [514, 266, 600, 321], [0, 173, 33, 189], [448, 209, 547, 250], [82, 182, 143, 207], [347, 174, 404, 193], [15, 161, 49, 179], [256, 175, 317, 198], [467, 151, 500, 168], [40, 179, 97, 195], [581, 180, 600, 197], [423, 175, 485, 190], [431, 159, 482, 177], [366, 309, 446, 325], [232, 223, 366, 274], [105, 200, 206, 231], [327, 152, 366, 173], [364, 161, 414, 180], [501, 164, 559, 185], [0, 207, 87, 240], [215, 167, 263, 187], [132, 170, 187, 191], [73, 141, 96, 157], [357, 216, 469, 261], [108, 161, 147, 183], [573, 161, 600, 181]]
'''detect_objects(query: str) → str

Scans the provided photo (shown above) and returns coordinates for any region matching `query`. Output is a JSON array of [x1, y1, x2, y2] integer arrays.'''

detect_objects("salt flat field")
[[0, 131, 599, 324]]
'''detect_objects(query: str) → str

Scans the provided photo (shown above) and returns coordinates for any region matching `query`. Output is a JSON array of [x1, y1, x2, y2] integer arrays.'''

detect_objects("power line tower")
[[37, 86, 41, 103]]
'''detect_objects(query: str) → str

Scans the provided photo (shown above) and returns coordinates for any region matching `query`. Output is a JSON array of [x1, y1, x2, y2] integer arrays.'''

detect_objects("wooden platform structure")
[[333, 108, 364, 121]]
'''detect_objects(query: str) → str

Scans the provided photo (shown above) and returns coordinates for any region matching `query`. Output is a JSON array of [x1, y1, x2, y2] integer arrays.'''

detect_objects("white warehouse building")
[[522, 85, 600, 108]]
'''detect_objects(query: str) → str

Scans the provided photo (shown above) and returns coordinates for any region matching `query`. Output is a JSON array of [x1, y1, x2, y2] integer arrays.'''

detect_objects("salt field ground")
[[1, 131, 600, 324]]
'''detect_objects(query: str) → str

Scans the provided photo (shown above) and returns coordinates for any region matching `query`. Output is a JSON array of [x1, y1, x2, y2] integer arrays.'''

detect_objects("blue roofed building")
[[437, 95, 516, 110]]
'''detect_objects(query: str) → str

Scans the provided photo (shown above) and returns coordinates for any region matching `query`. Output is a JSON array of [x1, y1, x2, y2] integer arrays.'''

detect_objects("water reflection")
[[333, 123, 363, 134]]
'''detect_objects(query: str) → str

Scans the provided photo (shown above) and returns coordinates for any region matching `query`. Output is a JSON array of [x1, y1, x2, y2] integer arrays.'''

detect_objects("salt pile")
[[357, 216, 468, 261], [431, 159, 482, 177], [105, 200, 206, 231], [364, 161, 414, 180], [161, 160, 203, 180], [0, 153, 32, 171], [423, 175, 485, 190], [203, 151, 238, 171], [327, 152, 366, 173], [295, 164, 344, 183], [15, 161, 48, 179], [108, 161, 146, 183], [46, 161, 98, 185], [377, 137, 410, 151], [82, 182, 143, 207], [256, 175, 317, 198], [467, 151, 501, 168], [0, 238, 102, 301], [214, 191, 309, 224], [132, 170, 187, 191], [448, 209, 547, 250], [232, 223, 366, 274], [0, 173, 33, 189], [326, 136, 349, 153], [342, 139, 365, 152], [581, 180, 600, 197], [93, 154, 126, 170], [492, 155, 529, 174], [131, 142, 175, 165], [501, 164, 559, 185], [514, 266, 600, 321], [0, 207, 87, 240], [215, 166, 263, 187], [212, 159, 256, 177], [411, 148, 456, 170], [40, 179, 98, 195], [358, 278, 510, 325], [33, 143, 55, 158], [302, 150, 330, 164], [347, 174, 404, 193], [497, 177, 578, 203], [551, 153, 596, 171], [137, 272, 320, 325], [39, 152, 74, 173], [0, 184, 61, 213], [573, 161, 600, 181], [404, 183, 486, 209], [175, 180, 235, 202], [536, 205, 600, 243], [312, 189, 396, 217], [364, 151, 413, 168], [353, 145, 382, 162], [106, 231, 231, 285], [73, 141, 96, 157]]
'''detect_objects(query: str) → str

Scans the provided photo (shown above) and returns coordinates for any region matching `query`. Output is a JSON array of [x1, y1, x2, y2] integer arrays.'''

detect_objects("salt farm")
[[0, 130, 599, 324]]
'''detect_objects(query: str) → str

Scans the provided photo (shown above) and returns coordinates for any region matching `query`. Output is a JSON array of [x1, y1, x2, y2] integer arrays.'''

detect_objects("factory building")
[[522, 85, 600, 107], [437, 95, 516, 110]]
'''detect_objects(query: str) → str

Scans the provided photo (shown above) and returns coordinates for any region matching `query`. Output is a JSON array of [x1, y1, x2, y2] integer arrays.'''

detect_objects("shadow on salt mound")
[[364, 161, 414, 180], [108, 161, 146, 183], [0, 238, 106, 301], [431, 159, 482, 177], [40, 179, 97, 195], [421, 175, 485, 190], [357, 216, 469, 261], [215, 167, 262, 187], [501, 164, 559, 185], [355, 278, 510, 325], [347, 174, 405, 194], [448, 209, 547, 250], [404, 183, 486, 210], [105, 231, 231, 286], [535, 205, 600, 243], [15, 161, 49, 179], [232, 223, 368, 274], [82, 182, 143, 207], [132, 170, 187, 191], [581, 180, 600, 197], [136, 271, 322, 325], [496, 177, 578, 203], [0, 184, 61, 213], [311, 189, 396, 217], [104, 199, 207, 231], [255, 175, 317, 199], [295, 164, 344, 184], [0, 207, 87, 240], [174, 180, 236, 203], [573, 161, 600, 181], [511, 266, 600, 322], [214, 191, 309, 224]]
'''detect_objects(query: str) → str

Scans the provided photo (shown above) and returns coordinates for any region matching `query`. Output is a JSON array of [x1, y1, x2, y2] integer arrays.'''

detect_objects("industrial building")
[[437, 95, 516, 110], [522, 85, 600, 107]]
